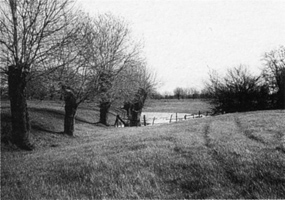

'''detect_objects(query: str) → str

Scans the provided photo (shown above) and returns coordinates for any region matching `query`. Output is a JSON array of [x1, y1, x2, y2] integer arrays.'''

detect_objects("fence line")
[[114, 111, 211, 127], [114, 115, 128, 127], [142, 111, 210, 126]]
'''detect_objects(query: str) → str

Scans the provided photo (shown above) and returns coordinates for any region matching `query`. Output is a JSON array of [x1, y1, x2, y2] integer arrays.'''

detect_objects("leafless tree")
[[122, 62, 157, 126], [90, 14, 142, 125], [262, 46, 285, 109], [173, 87, 184, 100], [185, 87, 200, 99], [54, 12, 101, 135], [0, 0, 76, 150], [56, 13, 142, 131]]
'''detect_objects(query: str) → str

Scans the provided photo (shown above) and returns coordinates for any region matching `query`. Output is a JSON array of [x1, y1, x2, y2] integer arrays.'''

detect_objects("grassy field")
[[144, 99, 212, 114], [1, 99, 285, 199]]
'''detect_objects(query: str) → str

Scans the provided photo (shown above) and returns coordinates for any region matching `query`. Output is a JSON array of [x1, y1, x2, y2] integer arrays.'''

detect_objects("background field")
[[144, 99, 212, 114], [1, 99, 285, 199]]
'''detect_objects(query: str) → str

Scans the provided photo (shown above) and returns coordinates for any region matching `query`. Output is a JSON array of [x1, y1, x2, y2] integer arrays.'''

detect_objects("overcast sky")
[[76, 0, 285, 94]]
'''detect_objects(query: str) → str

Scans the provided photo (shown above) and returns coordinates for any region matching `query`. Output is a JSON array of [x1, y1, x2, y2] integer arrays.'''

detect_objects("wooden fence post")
[[117, 115, 127, 127], [184, 115, 186, 120], [169, 114, 172, 123], [114, 115, 119, 127], [143, 115, 146, 126]]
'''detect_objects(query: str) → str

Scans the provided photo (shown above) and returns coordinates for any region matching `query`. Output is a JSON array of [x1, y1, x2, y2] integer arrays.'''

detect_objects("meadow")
[[143, 98, 212, 113], [1, 99, 285, 199]]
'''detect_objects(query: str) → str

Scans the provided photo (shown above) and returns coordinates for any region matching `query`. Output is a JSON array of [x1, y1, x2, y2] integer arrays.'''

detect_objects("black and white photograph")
[[1, 0, 285, 199]]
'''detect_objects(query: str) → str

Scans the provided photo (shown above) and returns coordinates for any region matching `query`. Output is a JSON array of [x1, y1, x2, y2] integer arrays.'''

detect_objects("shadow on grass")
[[30, 123, 63, 134], [1, 107, 104, 138], [2, 106, 118, 127], [29, 107, 97, 125]]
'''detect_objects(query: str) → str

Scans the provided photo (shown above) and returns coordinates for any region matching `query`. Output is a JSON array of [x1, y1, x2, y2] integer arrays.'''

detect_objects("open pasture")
[[1, 100, 285, 199], [144, 99, 212, 114]]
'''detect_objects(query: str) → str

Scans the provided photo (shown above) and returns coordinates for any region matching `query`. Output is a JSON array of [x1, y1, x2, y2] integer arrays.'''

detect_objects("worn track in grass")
[[202, 114, 285, 198], [1, 106, 285, 199]]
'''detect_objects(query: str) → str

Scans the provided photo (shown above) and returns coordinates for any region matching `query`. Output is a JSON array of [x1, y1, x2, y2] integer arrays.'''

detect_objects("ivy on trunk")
[[8, 64, 34, 150], [63, 87, 77, 136], [123, 88, 147, 127], [277, 69, 285, 109], [99, 101, 111, 125]]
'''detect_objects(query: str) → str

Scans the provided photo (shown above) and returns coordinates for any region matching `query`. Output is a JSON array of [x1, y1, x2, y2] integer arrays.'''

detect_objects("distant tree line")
[[151, 46, 285, 115], [150, 87, 210, 100], [0, 0, 156, 150]]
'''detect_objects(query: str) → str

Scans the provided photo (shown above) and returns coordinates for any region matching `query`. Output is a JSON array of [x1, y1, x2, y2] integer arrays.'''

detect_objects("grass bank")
[[1, 100, 285, 199]]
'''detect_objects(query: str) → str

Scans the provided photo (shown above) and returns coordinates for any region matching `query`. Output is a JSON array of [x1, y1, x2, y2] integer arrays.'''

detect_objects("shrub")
[[206, 65, 270, 114]]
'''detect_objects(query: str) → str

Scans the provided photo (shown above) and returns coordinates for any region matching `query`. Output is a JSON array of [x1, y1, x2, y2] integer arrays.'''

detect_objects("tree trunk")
[[8, 65, 34, 150], [129, 103, 142, 126], [128, 88, 148, 127], [278, 69, 285, 109], [63, 88, 77, 136], [99, 101, 111, 125]]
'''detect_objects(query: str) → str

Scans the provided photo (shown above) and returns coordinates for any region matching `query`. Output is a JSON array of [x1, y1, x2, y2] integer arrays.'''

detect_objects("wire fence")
[[114, 111, 211, 127]]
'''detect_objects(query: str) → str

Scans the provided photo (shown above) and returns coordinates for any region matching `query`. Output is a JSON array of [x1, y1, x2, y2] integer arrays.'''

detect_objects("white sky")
[[76, 0, 285, 94]]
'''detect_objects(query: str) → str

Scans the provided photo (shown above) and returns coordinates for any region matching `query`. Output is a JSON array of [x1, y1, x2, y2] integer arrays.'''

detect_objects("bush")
[[262, 46, 285, 109], [206, 66, 270, 114]]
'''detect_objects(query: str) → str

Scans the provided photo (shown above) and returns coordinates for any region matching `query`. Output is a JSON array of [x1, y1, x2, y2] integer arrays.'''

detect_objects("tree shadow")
[[30, 123, 64, 134], [29, 107, 97, 124]]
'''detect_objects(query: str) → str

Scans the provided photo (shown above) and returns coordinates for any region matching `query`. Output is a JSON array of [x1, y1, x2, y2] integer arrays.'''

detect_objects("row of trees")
[[150, 88, 210, 100], [0, 0, 155, 150], [150, 45, 284, 114], [205, 46, 285, 114], [172, 87, 208, 100]]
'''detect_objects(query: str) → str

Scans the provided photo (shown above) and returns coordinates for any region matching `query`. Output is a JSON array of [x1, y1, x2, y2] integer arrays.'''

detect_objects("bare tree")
[[55, 13, 141, 131], [54, 13, 100, 135], [262, 46, 285, 109], [0, 0, 76, 149], [90, 14, 141, 125], [122, 62, 157, 126], [173, 87, 184, 100], [186, 87, 200, 99]]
